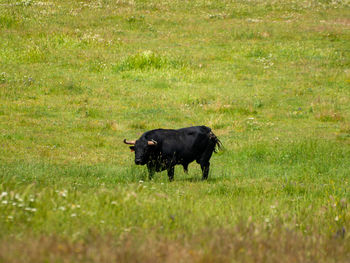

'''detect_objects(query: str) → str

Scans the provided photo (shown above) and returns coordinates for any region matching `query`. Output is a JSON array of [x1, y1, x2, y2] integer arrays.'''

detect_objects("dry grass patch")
[[315, 110, 344, 123], [1, 224, 349, 263]]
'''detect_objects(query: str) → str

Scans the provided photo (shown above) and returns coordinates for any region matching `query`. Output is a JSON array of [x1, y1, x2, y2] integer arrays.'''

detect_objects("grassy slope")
[[0, 0, 350, 261]]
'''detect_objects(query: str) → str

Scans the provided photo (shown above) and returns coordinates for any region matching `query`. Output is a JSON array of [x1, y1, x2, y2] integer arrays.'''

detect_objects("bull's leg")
[[147, 165, 155, 180], [167, 166, 175, 181], [183, 163, 189, 174], [200, 162, 210, 180], [197, 143, 215, 180]]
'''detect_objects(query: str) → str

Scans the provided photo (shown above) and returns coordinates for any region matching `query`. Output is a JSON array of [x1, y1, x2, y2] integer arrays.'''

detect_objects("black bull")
[[124, 126, 222, 181]]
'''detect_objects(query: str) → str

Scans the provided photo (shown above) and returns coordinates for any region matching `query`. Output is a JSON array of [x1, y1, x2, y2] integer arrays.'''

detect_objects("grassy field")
[[1, 0, 350, 261]]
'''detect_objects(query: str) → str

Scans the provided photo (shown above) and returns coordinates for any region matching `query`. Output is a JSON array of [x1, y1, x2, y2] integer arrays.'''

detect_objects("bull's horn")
[[148, 139, 157, 146], [123, 139, 136, 145]]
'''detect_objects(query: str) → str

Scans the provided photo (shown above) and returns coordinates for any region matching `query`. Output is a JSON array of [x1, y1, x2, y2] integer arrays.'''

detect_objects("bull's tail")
[[209, 131, 223, 153]]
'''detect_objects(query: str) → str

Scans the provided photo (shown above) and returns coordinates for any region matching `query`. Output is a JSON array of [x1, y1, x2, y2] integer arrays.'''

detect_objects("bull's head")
[[124, 138, 157, 165]]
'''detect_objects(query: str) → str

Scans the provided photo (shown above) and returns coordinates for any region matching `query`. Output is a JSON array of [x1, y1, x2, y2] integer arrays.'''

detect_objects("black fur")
[[127, 126, 222, 181]]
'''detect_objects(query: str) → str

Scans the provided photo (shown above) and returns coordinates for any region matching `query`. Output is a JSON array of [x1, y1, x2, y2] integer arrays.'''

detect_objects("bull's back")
[[145, 126, 212, 156]]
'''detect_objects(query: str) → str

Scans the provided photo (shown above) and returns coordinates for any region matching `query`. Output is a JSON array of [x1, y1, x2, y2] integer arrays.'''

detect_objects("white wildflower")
[[58, 190, 67, 197]]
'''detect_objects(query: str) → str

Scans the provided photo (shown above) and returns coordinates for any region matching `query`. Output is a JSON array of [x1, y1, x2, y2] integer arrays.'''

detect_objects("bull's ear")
[[129, 146, 135, 152]]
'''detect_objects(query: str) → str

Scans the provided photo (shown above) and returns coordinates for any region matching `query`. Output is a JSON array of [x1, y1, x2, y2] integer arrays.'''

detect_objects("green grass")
[[1, 0, 350, 261]]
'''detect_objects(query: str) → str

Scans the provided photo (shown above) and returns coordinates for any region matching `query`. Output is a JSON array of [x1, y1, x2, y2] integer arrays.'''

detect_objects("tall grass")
[[115, 51, 186, 71]]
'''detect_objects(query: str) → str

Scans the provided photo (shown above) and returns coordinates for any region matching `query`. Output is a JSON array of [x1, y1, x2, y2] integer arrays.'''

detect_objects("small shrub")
[[212, 122, 227, 130], [152, 80, 169, 89], [186, 96, 212, 106], [336, 123, 350, 141], [254, 99, 263, 109], [64, 81, 83, 93], [247, 48, 269, 58], [22, 46, 46, 63], [130, 121, 147, 130], [126, 15, 145, 23], [114, 51, 185, 71], [0, 72, 7, 84], [315, 110, 344, 122], [207, 104, 257, 116], [77, 107, 103, 119], [0, 15, 18, 29], [49, 81, 87, 95]]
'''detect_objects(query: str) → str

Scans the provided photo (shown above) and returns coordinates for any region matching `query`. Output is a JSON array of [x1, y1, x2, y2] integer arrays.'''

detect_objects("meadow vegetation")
[[0, 0, 350, 261]]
